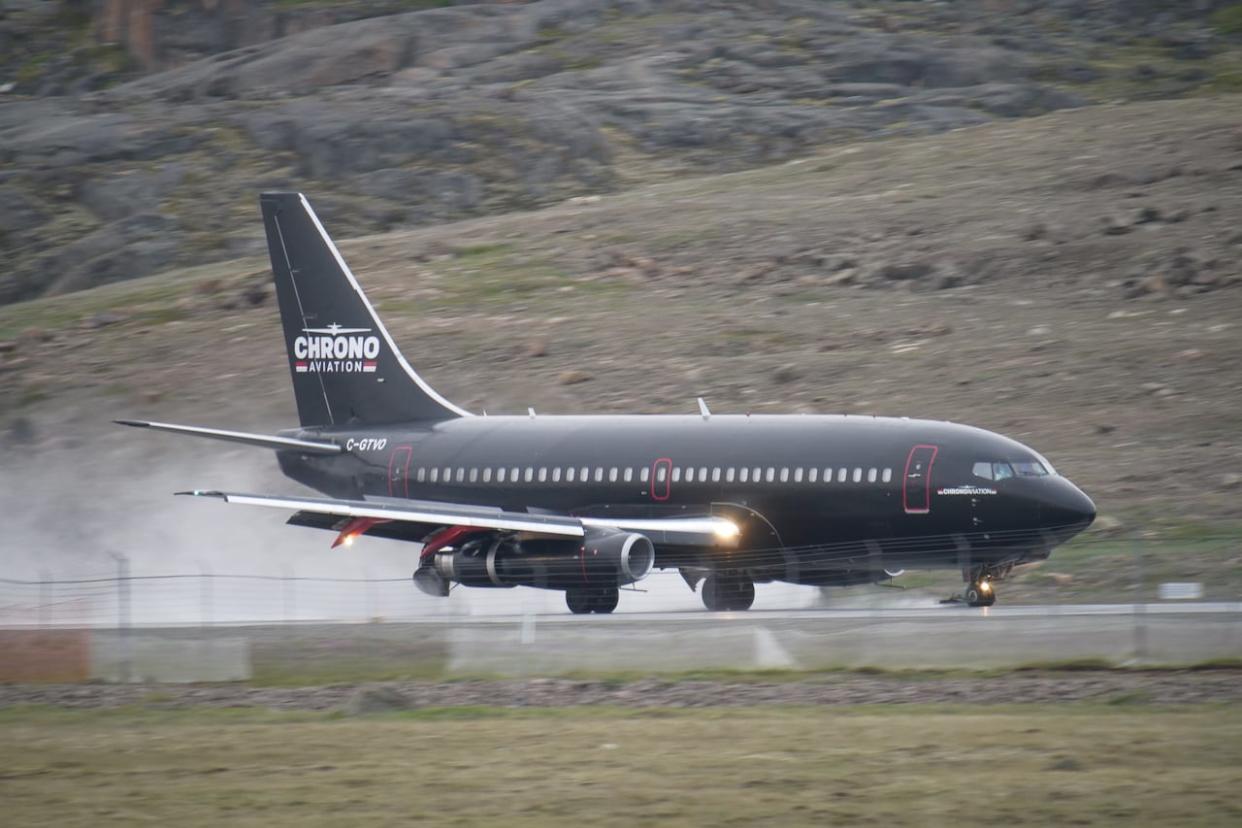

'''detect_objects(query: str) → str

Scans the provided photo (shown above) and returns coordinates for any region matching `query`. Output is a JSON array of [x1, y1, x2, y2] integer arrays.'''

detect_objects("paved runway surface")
[[401, 601, 1242, 625]]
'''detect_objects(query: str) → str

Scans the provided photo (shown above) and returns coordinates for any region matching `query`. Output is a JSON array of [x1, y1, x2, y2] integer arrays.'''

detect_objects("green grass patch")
[[1, 704, 1238, 826]]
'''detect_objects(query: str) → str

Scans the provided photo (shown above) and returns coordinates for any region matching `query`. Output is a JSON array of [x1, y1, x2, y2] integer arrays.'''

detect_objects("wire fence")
[[2, 534, 1240, 628]]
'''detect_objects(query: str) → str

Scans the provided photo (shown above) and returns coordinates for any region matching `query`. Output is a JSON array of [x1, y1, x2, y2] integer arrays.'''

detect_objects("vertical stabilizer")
[[259, 192, 470, 426]]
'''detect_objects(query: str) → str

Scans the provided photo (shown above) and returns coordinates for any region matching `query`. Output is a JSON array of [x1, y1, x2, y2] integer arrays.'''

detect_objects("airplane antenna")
[[697, 397, 711, 421]]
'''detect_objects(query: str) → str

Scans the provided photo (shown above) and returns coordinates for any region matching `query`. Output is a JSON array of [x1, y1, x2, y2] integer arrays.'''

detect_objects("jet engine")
[[413, 529, 654, 596]]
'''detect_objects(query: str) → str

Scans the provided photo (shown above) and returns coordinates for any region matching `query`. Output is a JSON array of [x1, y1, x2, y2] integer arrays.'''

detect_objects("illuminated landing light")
[[343, 533, 356, 548], [714, 519, 741, 540], [980, 580, 992, 593]]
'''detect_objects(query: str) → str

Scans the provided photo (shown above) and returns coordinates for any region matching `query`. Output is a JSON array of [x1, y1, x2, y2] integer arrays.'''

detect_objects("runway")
[[393, 601, 1242, 625]]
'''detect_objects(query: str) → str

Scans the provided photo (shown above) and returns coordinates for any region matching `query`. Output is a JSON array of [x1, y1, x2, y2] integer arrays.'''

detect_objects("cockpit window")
[[975, 459, 1049, 480], [1013, 460, 1049, 477]]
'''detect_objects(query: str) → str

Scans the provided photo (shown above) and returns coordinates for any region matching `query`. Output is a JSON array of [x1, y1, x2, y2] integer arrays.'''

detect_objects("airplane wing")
[[178, 490, 740, 548], [116, 420, 343, 455]]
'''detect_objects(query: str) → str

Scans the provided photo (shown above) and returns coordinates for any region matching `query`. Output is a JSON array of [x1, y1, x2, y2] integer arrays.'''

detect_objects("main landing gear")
[[566, 587, 619, 614], [701, 572, 755, 612]]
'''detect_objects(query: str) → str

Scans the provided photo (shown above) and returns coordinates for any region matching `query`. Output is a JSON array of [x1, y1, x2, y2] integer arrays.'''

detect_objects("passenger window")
[[430, 468, 439, 482], [656, 466, 666, 483], [766, 467, 776, 483], [685, 467, 695, 483], [624, 468, 633, 482], [417, 467, 426, 483], [853, 468, 862, 483], [443, 467, 452, 482], [726, 467, 736, 482], [809, 468, 818, 483], [609, 467, 618, 482], [699, 467, 708, 481], [780, 467, 790, 483], [456, 468, 465, 483], [740, 467, 750, 483], [838, 467, 847, 483], [753, 467, 761, 482], [794, 468, 803, 483], [594, 467, 604, 482], [508, 467, 518, 482], [672, 467, 682, 483], [552, 467, 561, 482], [712, 467, 721, 482], [641, 467, 651, 483], [496, 468, 506, 483], [538, 467, 547, 482], [580, 466, 589, 481], [566, 467, 576, 482], [882, 468, 892, 483], [469, 468, 478, 483], [868, 468, 877, 483]]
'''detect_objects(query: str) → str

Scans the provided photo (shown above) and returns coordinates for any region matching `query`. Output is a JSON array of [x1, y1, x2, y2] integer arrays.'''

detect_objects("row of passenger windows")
[[413, 465, 895, 485]]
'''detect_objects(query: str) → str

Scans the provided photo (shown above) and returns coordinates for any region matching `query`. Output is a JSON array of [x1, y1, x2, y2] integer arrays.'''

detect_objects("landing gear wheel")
[[965, 580, 997, 608], [591, 588, 619, 614], [701, 573, 755, 611], [701, 576, 724, 611], [566, 588, 593, 614]]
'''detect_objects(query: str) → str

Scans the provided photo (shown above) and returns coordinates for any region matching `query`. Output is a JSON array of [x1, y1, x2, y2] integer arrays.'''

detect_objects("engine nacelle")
[[415, 529, 654, 595]]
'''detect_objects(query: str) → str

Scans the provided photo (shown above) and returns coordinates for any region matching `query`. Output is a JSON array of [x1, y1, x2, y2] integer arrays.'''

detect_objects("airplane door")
[[903, 444, 938, 515], [651, 457, 672, 501], [388, 445, 413, 498]]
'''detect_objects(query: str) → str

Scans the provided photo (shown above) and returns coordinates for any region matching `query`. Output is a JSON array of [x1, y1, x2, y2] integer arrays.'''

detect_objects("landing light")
[[343, 534, 356, 547], [980, 580, 992, 593], [714, 520, 740, 540]]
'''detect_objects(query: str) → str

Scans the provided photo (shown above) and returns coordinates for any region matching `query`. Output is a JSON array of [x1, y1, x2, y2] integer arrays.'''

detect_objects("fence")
[[2, 534, 1240, 628]]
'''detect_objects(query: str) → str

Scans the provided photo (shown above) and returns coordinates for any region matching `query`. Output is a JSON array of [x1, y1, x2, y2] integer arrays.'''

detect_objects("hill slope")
[[1, 96, 1240, 533]]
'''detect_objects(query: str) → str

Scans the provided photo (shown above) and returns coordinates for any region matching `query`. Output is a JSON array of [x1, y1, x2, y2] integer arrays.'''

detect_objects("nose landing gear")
[[964, 577, 996, 607]]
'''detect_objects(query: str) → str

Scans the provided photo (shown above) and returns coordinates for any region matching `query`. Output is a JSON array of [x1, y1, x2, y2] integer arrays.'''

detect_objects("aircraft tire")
[[702, 574, 754, 611], [965, 583, 996, 608], [701, 575, 725, 611], [727, 578, 755, 611], [591, 588, 619, 614], [566, 588, 594, 614]]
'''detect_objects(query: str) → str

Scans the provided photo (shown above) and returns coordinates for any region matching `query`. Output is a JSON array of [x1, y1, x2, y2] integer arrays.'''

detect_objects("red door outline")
[[650, 457, 672, 501], [388, 445, 413, 498], [902, 444, 938, 515]]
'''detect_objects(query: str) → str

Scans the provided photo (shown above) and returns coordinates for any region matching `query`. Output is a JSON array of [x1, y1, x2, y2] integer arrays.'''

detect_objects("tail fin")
[[259, 192, 470, 427]]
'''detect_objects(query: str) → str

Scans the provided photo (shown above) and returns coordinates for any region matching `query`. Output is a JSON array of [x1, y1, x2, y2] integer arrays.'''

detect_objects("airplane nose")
[[1045, 479, 1096, 529]]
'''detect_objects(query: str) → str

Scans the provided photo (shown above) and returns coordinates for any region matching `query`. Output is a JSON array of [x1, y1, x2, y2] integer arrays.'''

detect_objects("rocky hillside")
[[2, 96, 1240, 533], [2, 0, 1241, 304]]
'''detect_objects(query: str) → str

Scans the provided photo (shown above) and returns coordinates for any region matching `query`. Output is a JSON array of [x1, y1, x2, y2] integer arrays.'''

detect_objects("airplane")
[[118, 192, 1096, 614]]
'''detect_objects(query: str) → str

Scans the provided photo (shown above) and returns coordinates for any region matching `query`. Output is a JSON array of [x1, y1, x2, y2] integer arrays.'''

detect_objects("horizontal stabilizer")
[[114, 420, 343, 455]]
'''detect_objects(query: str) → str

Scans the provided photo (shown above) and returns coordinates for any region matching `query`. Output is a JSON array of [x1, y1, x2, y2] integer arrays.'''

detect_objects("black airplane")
[[118, 193, 1096, 613]]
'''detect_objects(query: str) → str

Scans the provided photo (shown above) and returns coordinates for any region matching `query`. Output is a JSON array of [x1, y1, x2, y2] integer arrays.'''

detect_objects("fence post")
[[364, 567, 376, 622], [110, 551, 132, 683], [39, 569, 52, 627], [282, 565, 295, 625], [199, 561, 213, 628], [1132, 540, 1147, 663]]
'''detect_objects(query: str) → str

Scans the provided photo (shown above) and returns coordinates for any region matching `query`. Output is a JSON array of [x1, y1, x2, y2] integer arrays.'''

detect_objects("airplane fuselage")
[[277, 413, 1096, 586]]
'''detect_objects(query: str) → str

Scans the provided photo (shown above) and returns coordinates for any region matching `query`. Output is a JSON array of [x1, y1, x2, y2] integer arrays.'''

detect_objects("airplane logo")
[[302, 323, 372, 336]]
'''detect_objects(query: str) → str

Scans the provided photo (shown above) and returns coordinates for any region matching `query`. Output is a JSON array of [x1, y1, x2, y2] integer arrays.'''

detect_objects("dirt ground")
[[2, 670, 1241, 711]]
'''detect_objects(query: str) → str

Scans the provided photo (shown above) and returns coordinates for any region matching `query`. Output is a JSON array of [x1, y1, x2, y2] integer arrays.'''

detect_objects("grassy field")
[[1, 704, 1238, 826]]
